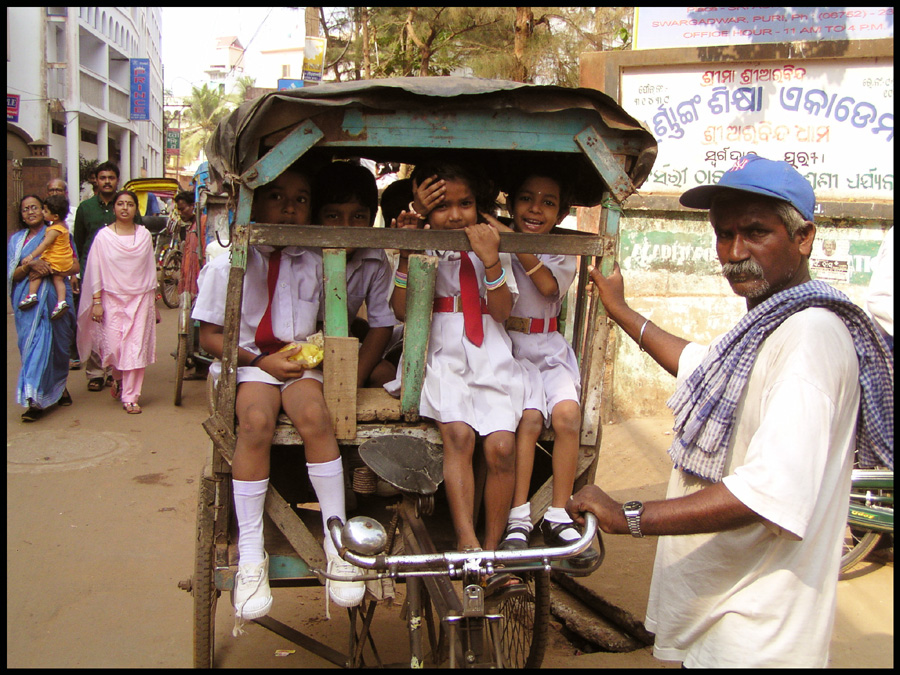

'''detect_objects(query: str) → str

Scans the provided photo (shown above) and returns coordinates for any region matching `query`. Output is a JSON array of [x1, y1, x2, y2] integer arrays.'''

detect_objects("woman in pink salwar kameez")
[[76, 190, 157, 413]]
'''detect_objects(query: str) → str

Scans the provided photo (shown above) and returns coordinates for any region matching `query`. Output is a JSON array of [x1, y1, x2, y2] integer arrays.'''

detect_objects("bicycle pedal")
[[462, 584, 484, 617]]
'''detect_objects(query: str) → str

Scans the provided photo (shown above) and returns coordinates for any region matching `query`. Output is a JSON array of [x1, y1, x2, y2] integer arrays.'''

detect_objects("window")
[[282, 64, 291, 78]]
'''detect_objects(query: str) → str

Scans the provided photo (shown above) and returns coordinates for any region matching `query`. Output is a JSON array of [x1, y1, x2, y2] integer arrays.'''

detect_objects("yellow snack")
[[278, 339, 324, 368]]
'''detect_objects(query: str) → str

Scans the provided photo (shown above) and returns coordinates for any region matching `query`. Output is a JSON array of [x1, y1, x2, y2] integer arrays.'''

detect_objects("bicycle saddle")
[[358, 435, 443, 495]]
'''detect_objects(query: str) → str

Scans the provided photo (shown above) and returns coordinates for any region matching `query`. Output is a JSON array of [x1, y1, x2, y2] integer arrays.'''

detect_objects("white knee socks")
[[233, 478, 269, 565], [307, 457, 346, 558]]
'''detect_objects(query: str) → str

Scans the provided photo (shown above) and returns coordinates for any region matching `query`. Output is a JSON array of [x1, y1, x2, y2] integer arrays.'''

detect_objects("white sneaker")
[[326, 550, 365, 611], [233, 553, 273, 622]]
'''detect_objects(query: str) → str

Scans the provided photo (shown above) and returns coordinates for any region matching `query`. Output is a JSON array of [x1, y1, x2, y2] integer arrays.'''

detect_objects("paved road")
[[7, 300, 893, 668]]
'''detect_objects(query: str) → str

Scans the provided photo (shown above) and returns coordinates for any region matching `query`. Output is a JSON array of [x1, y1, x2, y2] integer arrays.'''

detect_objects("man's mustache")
[[721, 259, 764, 281]]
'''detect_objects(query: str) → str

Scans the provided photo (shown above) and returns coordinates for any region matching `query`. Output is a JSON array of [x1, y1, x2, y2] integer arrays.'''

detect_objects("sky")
[[160, 7, 309, 98]]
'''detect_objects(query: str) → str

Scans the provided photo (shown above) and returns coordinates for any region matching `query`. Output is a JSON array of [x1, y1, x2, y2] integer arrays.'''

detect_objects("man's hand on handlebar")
[[567, 485, 626, 535]]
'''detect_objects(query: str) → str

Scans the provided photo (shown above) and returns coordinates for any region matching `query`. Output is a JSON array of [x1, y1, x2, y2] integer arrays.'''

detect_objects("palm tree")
[[179, 83, 235, 166]]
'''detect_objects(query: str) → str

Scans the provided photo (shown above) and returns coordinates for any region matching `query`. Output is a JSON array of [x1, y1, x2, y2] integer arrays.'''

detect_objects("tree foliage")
[[318, 7, 633, 86], [178, 83, 236, 165]]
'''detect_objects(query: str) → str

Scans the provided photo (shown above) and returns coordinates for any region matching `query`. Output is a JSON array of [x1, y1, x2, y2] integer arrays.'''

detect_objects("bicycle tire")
[[494, 567, 550, 668], [840, 527, 882, 577], [160, 248, 182, 308]]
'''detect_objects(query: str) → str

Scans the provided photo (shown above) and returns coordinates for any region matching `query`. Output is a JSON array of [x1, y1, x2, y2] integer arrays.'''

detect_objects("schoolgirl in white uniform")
[[388, 161, 529, 554], [483, 170, 599, 567]]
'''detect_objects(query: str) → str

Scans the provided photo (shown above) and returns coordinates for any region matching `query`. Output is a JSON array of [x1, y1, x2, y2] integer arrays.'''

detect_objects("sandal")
[[498, 524, 532, 551], [110, 380, 122, 400], [87, 378, 104, 392], [483, 572, 523, 597], [123, 402, 142, 414], [540, 519, 600, 569], [18, 293, 39, 310], [21, 405, 43, 422], [58, 389, 73, 406], [50, 300, 69, 320]]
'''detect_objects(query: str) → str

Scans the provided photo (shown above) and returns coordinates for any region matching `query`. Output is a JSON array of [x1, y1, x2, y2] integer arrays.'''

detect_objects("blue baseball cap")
[[679, 155, 816, 221]]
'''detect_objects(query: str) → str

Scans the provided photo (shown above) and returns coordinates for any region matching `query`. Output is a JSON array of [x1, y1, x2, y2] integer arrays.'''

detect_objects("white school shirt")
[[317, 247, 396, 328], [645, 308, 859, 668], [192, 245, 323, 381]]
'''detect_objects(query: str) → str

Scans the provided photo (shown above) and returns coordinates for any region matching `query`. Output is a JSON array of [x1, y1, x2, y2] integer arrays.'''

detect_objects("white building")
[[7, 7, 164, 196]]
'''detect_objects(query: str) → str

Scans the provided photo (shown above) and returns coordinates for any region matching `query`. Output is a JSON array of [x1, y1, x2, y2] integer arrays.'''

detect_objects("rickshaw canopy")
[[204, 76, 657, 208]]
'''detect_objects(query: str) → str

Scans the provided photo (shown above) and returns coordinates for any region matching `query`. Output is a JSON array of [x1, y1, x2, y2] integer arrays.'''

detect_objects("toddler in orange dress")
[[18, 194, 74, 320]]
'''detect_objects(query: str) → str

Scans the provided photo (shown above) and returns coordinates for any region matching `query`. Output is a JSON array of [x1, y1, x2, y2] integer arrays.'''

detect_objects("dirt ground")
[[6, 303, 894, 668]]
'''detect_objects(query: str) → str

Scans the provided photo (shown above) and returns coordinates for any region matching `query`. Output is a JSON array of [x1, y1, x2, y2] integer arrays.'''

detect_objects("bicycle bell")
[[342, 516, 388, 555]]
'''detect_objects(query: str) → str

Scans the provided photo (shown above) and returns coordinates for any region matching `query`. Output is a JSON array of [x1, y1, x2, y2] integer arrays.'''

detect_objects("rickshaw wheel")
[[160, 248, 182, 308], [193, 473, 219, 668], [175, 292, 191, 406], [174, 332, 187, 406], [495, 567, 550, 667]]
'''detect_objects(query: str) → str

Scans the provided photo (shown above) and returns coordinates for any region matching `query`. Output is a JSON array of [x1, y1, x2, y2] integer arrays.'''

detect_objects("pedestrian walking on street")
[[8, 195, 78, 422], [76, 190, 157, 414]]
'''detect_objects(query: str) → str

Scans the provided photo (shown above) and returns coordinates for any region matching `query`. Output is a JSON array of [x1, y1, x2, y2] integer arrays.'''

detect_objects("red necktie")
[[255, 249, 287, 354], [458, 252, 484, 347]]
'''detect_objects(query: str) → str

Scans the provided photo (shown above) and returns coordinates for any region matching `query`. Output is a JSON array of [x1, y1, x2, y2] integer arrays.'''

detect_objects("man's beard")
[[721, 259, 771, 299]]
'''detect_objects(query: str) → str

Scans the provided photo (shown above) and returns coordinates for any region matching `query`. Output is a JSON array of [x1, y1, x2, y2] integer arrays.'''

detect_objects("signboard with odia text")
[[620, 59, 894, 204]]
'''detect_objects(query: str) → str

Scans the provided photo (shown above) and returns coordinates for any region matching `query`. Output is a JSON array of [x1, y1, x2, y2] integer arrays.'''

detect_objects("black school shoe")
[[498, 524, 532, 551], [540, 519, 600, 569]]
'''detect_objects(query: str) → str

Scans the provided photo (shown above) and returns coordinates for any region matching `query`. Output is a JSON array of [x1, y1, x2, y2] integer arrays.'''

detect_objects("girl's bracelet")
[[484, 268, 507, 291], [525, 260, 544, 276], [92, 301, 103, 306], [249, 352, 267, 367], [394, 270, 409, 289], [407, 201, 427, 220]]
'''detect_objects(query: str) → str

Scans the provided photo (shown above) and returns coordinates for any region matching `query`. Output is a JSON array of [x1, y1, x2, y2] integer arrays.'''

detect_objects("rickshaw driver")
[[569, 156, 893, 667], [193, 166, 365, 633]]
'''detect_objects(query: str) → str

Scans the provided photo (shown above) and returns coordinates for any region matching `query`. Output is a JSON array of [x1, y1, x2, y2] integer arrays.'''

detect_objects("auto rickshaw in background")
[[181, 77, 658, 667], [124, 177, 183, 307]]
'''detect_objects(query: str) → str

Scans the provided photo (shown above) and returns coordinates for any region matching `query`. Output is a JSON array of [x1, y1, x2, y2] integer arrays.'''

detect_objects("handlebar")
[[322, 512, 601, 582]]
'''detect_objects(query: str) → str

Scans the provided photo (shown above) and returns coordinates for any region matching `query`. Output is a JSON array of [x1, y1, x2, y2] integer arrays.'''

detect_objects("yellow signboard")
[[302, 36, 326, 82]]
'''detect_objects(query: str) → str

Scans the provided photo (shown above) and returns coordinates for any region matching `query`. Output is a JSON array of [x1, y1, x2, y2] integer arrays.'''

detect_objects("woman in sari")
[[8, 195, 78, 422], [76, 190, 157, 414]]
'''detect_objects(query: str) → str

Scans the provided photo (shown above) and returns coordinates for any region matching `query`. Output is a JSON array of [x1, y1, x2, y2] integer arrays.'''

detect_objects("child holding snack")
[[483, 169, 599, 567], [18, 194, 74, 320], [192, 163, 364, 633], [389, 161, 527, 557]]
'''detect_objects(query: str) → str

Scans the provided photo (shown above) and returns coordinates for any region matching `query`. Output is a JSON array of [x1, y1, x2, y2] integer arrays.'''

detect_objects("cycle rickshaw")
[[182, 77, 657, 668]]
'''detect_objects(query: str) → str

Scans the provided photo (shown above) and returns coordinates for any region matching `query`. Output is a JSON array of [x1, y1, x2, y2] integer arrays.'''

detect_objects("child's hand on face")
[[412, 175, 445, 216], [480, 212, 513, 234], [464, 222, 501, 266]]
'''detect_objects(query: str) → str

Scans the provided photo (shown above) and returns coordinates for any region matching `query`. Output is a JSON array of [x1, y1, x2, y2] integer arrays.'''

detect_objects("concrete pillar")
[[97, 121, 109, 162], [119, 128, 131, 184], [65, 8, 81, 197]]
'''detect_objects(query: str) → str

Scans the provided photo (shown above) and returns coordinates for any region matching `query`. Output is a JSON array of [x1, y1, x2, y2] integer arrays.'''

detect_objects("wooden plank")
[[575, 126, 635, 204], [241, 119, 324, 190], [400, 255, 437, 421], [249, 225, 605, 257], [264, 484, 327, 571], [356, 388, 402, 422], [324, 336, 358, 440], [323, 249, 349, 338]]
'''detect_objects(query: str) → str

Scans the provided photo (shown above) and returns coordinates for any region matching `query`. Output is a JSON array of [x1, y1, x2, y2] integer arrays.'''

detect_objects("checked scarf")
[[667, 280, 894, 483]]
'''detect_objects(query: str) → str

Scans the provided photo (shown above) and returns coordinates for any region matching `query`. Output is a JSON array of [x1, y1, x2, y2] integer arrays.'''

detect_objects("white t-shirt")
[[645, 307, 859, 668]]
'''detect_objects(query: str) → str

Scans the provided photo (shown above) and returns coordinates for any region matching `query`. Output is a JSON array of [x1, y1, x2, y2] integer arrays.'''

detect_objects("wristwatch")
[[623, 500, 644, 538]]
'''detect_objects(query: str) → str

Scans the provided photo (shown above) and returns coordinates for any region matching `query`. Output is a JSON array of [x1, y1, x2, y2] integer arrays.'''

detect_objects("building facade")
[[7, 6, 163, 230]]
